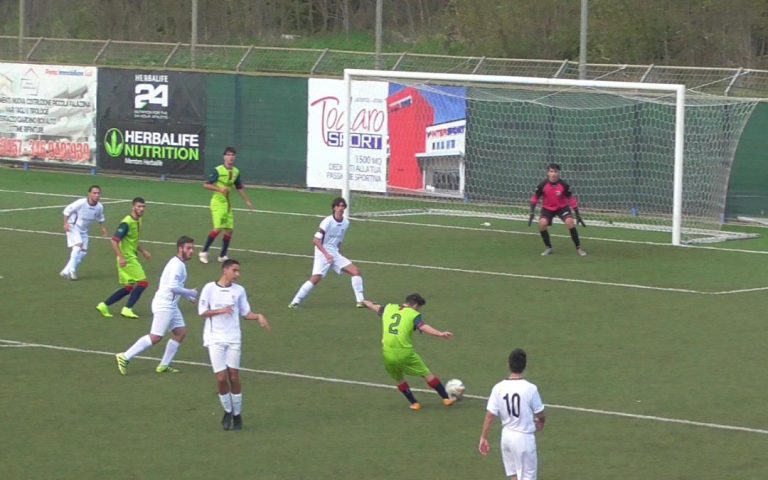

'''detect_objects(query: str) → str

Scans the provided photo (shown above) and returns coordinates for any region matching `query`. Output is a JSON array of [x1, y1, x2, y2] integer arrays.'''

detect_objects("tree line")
[[2, 0, 768, 68]]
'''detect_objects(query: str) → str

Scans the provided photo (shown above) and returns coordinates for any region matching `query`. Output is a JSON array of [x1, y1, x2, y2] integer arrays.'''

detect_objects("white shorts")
[[66, 228, 88, 249], [500, 430, 538, 480], [311, 249, 352, 277], [207, 342, 242, 373], [149, 309, 185, 337]]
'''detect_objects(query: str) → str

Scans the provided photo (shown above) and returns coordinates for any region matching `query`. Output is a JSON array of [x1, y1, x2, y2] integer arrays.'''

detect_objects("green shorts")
[[382, 348, 431, 382], [211, 199, 234, 230], [117, 257, 146, 285]]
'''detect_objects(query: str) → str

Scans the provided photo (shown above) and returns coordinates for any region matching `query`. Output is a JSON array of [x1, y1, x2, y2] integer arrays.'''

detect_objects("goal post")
[[342, 69, 756, 245]]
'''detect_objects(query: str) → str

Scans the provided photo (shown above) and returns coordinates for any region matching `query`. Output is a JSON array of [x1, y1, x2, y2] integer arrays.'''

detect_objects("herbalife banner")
[[0, 62, 97, 166], [306, 78, 388, 192], [97, 69, 205, 175]]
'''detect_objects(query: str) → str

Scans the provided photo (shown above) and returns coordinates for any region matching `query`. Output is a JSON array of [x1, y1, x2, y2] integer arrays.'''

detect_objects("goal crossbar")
[[342, 69, 706, 246]]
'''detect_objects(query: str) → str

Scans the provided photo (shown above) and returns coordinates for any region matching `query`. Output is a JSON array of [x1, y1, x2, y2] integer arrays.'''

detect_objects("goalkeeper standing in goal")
[[528, 163, 587, 257]]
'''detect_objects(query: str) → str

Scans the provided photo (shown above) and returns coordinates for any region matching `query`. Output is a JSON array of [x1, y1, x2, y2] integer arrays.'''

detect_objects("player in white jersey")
[[115, 236, 198, 375], [59, 185, 108, 280], [479, 348, 546, 480], [199, 259, 270, 431], [288, 197, 365, 309]]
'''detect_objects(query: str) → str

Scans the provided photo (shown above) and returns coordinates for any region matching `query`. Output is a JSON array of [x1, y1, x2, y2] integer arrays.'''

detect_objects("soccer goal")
[[341, 69, 758, 245]]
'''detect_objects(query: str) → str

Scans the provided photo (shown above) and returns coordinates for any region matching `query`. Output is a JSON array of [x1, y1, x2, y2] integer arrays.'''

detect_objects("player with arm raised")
[[288, 196, 365, 309], [479, 348, 546, 480], [59, 185, 109, 280], [96, 197, 152, 319], [199, 146, 254, 264], [115, 236, 198, 375], [528, 163, 587, 257], [361, 293, 455, 411], [199, 259, 270, 431]]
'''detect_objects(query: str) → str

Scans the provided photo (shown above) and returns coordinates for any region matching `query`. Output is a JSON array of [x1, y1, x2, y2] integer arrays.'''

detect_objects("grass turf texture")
[[0, 167, 767, 479]]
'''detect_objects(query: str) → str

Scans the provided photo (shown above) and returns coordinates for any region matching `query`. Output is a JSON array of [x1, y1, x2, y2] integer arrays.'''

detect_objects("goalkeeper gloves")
[[574, 208, 586, 227], [528, 213, 535, 227]]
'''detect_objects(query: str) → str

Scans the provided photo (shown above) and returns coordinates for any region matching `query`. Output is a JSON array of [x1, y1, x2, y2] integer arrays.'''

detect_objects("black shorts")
[[541, 207, 572, 226]]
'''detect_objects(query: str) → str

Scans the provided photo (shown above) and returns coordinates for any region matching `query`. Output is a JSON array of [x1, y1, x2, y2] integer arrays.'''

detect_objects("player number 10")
[[503, 393, 521, 417]]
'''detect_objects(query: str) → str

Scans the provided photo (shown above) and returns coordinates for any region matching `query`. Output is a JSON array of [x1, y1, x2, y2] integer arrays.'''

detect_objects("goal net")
[[342, 70, 758, 245]]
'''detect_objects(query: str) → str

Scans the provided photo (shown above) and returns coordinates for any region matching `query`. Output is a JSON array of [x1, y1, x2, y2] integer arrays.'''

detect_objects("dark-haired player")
[[479, 348, 545, 480], [528, 163, 587, 256], [96, 197, 151, 319], [288, 197, 365, 308], [199, 146, 254, 264], [361, 293, 455, 411]]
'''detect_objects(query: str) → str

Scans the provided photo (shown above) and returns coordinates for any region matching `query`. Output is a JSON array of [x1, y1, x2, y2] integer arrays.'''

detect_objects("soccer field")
[[1, 167, 767, 479]]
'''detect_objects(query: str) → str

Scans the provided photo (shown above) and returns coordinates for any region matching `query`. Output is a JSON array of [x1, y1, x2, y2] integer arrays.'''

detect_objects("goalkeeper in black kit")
[[528, 163, 587, 257]]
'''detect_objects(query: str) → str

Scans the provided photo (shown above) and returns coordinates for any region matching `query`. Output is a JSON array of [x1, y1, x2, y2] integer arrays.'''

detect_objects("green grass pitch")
[[1, 167, 767, 479]]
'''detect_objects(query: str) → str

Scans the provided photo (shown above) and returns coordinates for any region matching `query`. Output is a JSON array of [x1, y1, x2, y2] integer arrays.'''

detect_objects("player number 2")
[[503, 393, 521, 417], [388, 313, 402, 334]]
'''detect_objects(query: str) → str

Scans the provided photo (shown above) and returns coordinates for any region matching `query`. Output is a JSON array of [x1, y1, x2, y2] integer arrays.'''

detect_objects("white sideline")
[[1, 225, 766, 295], [2, 188, 767, 254], [1, 338, 766, 436]]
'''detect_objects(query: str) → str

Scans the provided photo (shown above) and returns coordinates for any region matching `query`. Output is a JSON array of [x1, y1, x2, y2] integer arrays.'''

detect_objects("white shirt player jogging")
[[151, 256, 189, 311]]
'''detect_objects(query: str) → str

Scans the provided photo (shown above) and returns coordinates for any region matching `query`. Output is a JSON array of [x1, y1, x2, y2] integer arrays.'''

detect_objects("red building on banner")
[[387, 87, 435, 190]]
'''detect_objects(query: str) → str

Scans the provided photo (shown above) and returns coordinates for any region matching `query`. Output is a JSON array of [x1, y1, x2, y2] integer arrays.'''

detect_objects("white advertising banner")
[[306, 78, 388, 192], [0, 63, 98, 166]]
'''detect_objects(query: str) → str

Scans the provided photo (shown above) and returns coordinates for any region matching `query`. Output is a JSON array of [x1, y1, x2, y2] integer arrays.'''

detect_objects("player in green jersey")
[[96, 197, 152, 319], [362, 293, 456, 411], [199, 147, 254, 264]]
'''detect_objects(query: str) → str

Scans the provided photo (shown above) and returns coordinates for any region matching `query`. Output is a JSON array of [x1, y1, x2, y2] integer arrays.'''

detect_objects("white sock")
[[159, 339, 180, 366], [74, 249, 87, 270], [231, 393, 243, 415], [64, 246, 80, 273], [219, 393, 233, 413], [124, 335, 153, 360], [351, 275, 364, 302], [291, 281, 315, 304]]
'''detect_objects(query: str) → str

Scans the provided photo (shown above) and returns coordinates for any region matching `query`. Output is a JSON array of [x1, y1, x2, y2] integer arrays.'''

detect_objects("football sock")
[[351, 275, 364, 302], [74, 248, 87, 269], [231, 393, 243, 415], [219, 393, 233, 413], [540, 230, 552, 248], [202, 230, 220, 253], [124, 335, 153, 360], [292, 281, 315, 304], [428, 377, 450, 399], [569, 228, 581, 248], [221, 234, 232, 257], [126, 282, 148, 308], [397, 382, 418, 404], [104, 286, 132, 306], [159, 339, 180, 366], [65, 245, 81, 273]]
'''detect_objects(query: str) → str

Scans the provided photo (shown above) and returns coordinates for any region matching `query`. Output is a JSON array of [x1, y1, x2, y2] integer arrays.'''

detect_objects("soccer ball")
[[445, 378, 466, 400]]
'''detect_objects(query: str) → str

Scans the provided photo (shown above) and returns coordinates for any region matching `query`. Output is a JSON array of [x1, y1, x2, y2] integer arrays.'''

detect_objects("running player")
[[115, 236, 198, 375], [59, 185, 108, 280], [199, 146, 254, 264], [96, 197, 151, 319]]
